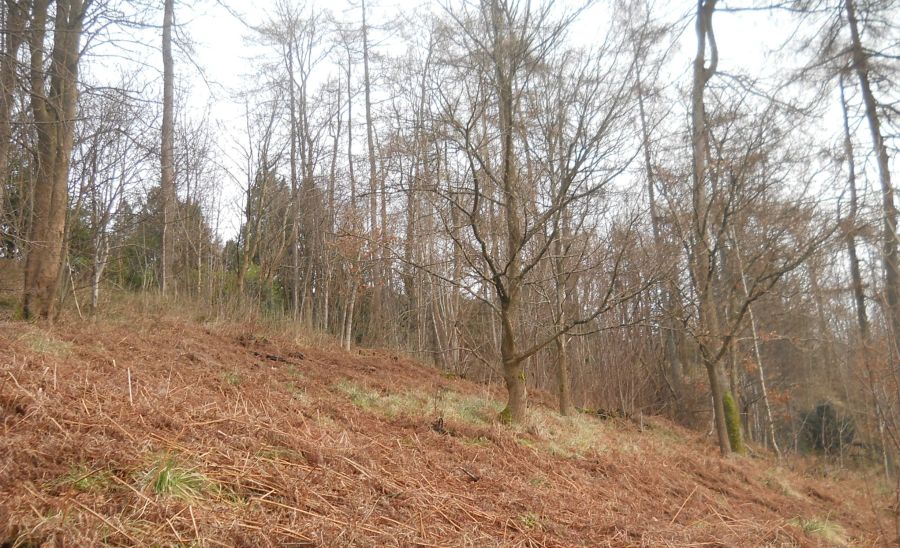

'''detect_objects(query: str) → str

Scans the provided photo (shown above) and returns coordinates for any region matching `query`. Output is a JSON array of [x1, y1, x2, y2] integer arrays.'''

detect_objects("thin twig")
[[670, 485, 699, 525]]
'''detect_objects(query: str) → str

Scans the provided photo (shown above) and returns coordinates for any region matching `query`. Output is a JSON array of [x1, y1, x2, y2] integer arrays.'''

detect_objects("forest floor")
[[0, 309, 894, 546]]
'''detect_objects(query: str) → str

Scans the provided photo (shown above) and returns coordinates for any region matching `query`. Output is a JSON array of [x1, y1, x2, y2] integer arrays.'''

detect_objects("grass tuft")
[[22, 331, 72, 357], [223, 371, 241, 386], [442, 392, 502, 425], [764, 469, 806, 500], [142, 457, 211, 501], [57, 466, 114, 493], [333, 380, 607, 459], [283, 381, 308, 403], [333, 380, 427, 418], [513, 408, 607, 458], [789, 517, 847, 545], [520, 512, 540, 529]]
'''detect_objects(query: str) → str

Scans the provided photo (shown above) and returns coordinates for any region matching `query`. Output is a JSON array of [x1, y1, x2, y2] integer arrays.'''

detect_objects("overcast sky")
[[82, 0, 855, 239]]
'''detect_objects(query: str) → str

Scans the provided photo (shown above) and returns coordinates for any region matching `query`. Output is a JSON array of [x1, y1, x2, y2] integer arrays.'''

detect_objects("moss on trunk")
[[723, 391, 745, 454]]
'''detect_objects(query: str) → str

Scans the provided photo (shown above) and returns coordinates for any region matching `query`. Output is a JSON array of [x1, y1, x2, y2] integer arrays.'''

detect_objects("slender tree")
[[160, 0, 175, 294], [0, 1, 27, 227], [844, 0, 899, 355]]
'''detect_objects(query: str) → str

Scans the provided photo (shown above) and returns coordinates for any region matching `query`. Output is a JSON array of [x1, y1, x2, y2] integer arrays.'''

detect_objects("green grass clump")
[[22, 331, 72, 357], [142, 458, 211, 501], [257, 446, 305, 463], [334, 381, 508, 427], [514, 408, 607, 458], [520, 512, 540, 529], [462, 435, 492, 446], [789, 517, 846, 545], [283, 381, 308, 402], [441, 392, 502, 426], [334, 380, 379, 408], [58, 466, 114, 493], [0, 294, 18, 311], [223, 371, 241, 386], [333, 380, 427, 418], [333, 381, 608, 459], [764, 469, 805, 500]]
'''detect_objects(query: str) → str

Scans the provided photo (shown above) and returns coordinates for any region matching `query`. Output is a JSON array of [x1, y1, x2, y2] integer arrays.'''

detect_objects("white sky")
[[83, 0, 884, 239]]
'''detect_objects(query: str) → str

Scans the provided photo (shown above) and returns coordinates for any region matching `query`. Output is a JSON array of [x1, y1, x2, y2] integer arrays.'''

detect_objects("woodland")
[[1, 0, 899, 481]]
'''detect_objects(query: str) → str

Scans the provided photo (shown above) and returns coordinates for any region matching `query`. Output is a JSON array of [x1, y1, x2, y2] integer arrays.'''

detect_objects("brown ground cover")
[[0, 314, 891, 546]]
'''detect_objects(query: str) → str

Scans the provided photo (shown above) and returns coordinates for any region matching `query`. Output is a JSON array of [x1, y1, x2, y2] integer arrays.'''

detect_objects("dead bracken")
[[0, 315, 889, 546]]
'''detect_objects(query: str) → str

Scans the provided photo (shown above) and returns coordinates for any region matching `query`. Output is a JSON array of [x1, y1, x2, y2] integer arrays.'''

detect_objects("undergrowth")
[[141, 457, 214, 501], [57, 465, 115, 493], [21, 330, 72, 357], [789, 516, 847, 545], [333, 379, 609, 458]]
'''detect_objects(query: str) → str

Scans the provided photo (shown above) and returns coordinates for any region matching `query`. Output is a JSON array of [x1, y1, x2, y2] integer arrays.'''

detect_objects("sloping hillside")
[[0, 316, 891, 546]]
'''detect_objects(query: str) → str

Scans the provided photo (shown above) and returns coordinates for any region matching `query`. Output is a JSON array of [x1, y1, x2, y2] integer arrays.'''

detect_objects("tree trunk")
[[637, 66, 684, 409], [841, 74, 891, 478], [160, 0, 175, 294], [733, 230, 780, 456], [344, 280, 357, 351], [555, 333, 573, 416], [287, 33, 300, 319], [491, 0, 528, 423], [361, 0, 381, 342], [23, 0, 88, 320], [690, 0, 729, 454], [0, 1, 26, 227], [403, 162, 419, 348], [499, 296, 527, 423], [845, 0, 899, 353], [704, 358, 731, 454], [841, 78, 869, 344], [345, 55, 356, 211], [325, 81, 340, 334], [91, 231, 109, 313], [552, 206, 574, 416]]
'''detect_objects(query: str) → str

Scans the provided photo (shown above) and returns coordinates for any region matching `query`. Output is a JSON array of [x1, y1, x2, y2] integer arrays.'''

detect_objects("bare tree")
[[425, 0, 641, 422], [0, 1, 27, 227], [844, 0, 899, 357], [23, 0, 94, 319], [159, 0, 175, 294]]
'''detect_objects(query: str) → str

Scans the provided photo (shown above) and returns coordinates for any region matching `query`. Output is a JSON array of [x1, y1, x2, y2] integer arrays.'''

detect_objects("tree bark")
[[552, 205, 574, 416], [344, 279, 357, 351], [160, 0, 175, 294], [493, 0, 527, 423], [703, 357, 730, 454], [23, 0, 90, 320], [0, 1, 26, 227], [361, 0, 381, 341], [841, 78, 869, 344], [555, 333, 573, 416], [499, 293, 527, 423], [690, 0, 730, 454], [286, 30, 300, 319]]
